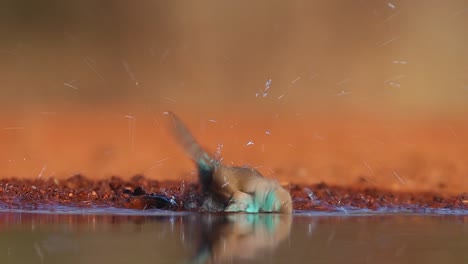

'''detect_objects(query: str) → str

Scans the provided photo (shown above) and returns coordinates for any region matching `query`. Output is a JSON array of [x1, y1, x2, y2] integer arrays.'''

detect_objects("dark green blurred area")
[[0, 0, 467, 113]]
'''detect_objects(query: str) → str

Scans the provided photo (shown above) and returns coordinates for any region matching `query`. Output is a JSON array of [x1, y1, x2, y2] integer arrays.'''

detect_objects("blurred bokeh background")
[[0, 0, 467, 192]]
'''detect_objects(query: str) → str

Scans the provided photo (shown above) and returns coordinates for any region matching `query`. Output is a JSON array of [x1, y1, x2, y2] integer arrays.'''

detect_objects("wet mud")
[[0, 174, 466, 212]]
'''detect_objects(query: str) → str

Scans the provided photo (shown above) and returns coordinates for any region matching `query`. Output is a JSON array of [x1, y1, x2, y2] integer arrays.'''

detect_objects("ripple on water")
[[1, 204, 468, 216]]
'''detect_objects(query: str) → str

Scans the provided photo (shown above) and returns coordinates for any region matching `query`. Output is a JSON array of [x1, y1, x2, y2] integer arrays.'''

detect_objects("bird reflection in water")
[[189, 214, 292, 264]]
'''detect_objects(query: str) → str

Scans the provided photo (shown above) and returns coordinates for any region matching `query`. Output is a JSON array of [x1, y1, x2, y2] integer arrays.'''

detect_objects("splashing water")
[[256, 78, 272, 98], [214, 144, 223, 159]]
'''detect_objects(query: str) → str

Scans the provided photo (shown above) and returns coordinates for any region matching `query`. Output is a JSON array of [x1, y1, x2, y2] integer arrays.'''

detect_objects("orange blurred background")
[[0, 1, 467, 193]]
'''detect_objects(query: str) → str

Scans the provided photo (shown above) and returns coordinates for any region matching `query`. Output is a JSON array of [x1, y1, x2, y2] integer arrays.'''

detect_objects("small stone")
[[133, 186, 146, 196]]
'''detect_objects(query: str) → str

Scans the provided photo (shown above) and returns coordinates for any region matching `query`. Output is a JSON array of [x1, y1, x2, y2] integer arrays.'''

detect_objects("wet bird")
[[166, 112, 292, 213]]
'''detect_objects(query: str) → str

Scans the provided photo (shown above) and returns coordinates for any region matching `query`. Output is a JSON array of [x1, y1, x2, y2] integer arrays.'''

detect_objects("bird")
[[166, 111, 292, 213]]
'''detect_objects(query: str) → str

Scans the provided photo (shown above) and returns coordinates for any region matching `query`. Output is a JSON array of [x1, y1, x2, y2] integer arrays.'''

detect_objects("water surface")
[[0, 209, 467, 264]]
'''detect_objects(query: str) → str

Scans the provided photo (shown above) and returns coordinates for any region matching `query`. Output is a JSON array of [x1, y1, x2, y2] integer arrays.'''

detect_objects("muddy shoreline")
[[0, 175, 466, 212]]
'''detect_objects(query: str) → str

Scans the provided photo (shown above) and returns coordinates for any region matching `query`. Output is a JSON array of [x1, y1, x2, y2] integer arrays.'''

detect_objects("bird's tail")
[[165, 112, 217, 185]]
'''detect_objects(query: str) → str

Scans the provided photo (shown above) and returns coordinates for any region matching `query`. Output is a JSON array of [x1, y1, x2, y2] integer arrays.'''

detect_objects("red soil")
[[1, 110, 467, 211], [0, 175, 466, 212]]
